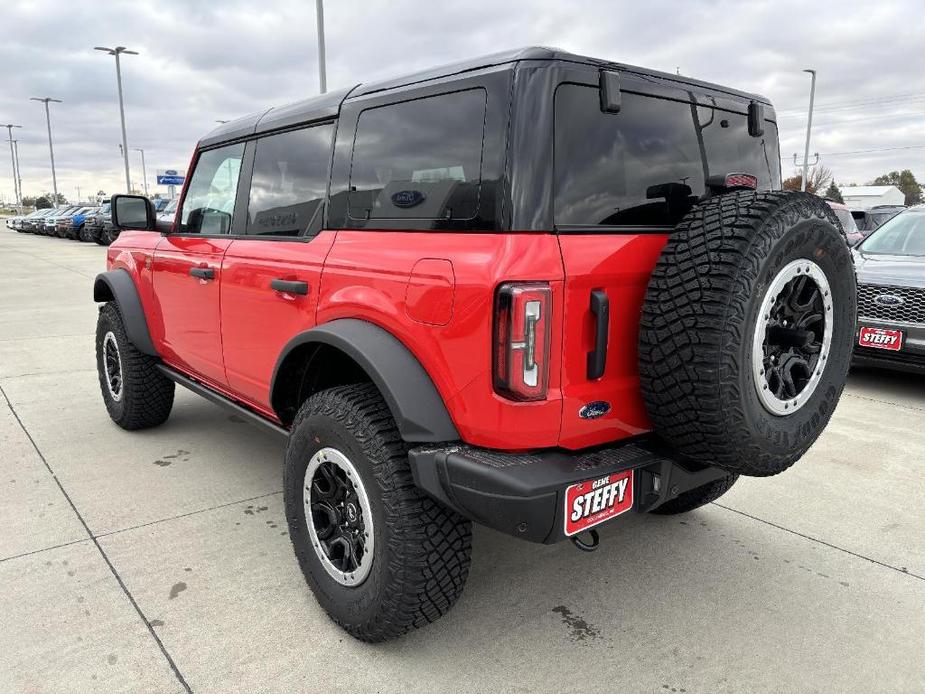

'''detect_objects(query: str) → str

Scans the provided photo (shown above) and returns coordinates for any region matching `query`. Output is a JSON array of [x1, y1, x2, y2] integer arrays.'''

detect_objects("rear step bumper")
[[409, 439, 729, 544]]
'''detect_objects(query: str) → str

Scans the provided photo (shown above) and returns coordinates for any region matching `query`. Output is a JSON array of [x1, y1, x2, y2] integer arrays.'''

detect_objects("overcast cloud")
[[2, 0, 923, 203]]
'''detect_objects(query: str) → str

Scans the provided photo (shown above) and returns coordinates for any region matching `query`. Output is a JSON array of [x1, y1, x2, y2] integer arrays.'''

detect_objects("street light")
[[801, 69, 817, 193], [95, 46, 138, 193], [315, 0, 327, 94], [12, 140, 23, 213], [134, 148, 149, 197], [215, 119, 229, 124], [30, 98, 62, 208], [3, 123, 22, 213]]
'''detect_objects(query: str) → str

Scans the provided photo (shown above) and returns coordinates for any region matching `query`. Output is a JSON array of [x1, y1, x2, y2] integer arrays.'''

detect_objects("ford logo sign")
[[391, 190, 426, 208], [165, 169, 178, 176], [874, 294, 905, 307], [578, 401, 611, 420]]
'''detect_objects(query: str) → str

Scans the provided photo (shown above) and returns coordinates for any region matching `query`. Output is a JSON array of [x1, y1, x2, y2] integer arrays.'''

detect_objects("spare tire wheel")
[[638, 191, 856, 476]]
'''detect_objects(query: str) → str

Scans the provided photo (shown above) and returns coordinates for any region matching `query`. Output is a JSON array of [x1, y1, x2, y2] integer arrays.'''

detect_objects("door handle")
[[587, 289, 609, 380], [271, 279, 309, 296], [189, 267, 215, 280]]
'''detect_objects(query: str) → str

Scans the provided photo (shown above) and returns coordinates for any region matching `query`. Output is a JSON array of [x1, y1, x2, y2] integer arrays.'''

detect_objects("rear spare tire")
[[639, 191, 856, 477]]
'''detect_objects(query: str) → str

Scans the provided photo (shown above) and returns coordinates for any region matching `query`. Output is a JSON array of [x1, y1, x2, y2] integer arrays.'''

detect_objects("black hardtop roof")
[[200, 46, 770, 148]]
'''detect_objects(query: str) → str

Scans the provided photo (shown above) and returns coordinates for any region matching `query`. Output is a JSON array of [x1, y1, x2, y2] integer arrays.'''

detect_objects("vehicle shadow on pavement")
[[848, 366, 925, 404]]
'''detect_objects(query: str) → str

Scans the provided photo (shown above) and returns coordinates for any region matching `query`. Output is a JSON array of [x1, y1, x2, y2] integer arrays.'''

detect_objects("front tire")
[[95, 302, 174, 430], [284, 384, 472, 642]]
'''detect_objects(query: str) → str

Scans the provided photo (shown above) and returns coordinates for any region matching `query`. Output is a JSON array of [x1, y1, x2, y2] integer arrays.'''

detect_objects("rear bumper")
[[409, 437, 728, 544]]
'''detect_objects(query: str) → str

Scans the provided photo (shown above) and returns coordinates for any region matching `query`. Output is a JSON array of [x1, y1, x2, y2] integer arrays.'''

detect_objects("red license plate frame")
[[564, 470, 633, 537], [858, 326, 903, 351]]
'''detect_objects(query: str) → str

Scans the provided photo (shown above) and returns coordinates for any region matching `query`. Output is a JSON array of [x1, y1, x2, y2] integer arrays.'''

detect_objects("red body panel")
[[555, 234, 667, 448], [152, 236, 232, 386], [107, 226, 666, 452], [220, 233, 335, 410], [319, 231, 565, 450]]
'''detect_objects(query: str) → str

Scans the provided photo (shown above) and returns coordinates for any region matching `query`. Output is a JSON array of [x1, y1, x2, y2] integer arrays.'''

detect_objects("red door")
[[220, 232, 336, 411], [152, 236, 232, 387]]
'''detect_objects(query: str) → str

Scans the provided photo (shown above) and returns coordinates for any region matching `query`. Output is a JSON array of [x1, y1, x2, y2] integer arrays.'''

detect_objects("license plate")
[[858, 327, 903, 351], [564, 470, 633, 537]]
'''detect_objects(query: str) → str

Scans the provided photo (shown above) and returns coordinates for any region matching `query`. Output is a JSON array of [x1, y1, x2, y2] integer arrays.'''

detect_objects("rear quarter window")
[[554, 84, 780, 228], [347, 89, 486, 222]]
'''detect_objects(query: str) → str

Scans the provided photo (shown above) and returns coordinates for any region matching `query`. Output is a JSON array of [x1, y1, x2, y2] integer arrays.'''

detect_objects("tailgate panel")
[[556, 233, 667, 449]]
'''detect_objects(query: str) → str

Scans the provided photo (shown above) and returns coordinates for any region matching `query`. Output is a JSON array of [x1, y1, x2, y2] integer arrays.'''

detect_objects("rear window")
[[554, 85, 780, 228], [832, 208, 858, 234], [348, 89, 486, 221]]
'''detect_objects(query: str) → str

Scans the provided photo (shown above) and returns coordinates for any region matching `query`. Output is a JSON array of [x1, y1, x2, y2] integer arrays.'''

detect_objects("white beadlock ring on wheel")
[[102, 331, 124, 402], [303, 447, 375, 587], [752, 259, 833, 416]]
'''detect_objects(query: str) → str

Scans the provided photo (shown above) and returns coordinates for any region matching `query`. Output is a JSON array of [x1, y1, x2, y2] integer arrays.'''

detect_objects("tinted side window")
[[179, 143, 245, 234], [348, 89, 486, 221], [554, 85, 780, 227], [246, 124, 334, 237]]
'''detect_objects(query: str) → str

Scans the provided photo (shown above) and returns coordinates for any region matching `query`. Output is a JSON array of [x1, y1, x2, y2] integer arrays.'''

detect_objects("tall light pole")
[[12, 140, 23, 213], [801, 69, 817, 193], [3, 124, 22, 213], [134, 148, 149, 197], [95, 46, 138, 193], [30, 98, 62, 207], [315, 0, 327, 94]]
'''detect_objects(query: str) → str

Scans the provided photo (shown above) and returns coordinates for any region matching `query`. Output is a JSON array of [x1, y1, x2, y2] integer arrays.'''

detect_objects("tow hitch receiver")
[[570, 528, 600, 552]]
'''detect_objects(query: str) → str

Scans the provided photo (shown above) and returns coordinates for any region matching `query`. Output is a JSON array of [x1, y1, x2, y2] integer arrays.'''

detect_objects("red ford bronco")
[[94, 48, 856, 641]]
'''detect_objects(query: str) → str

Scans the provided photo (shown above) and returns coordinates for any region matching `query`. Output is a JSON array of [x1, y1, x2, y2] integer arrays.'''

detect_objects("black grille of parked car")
[[858, 283, 925, 324]]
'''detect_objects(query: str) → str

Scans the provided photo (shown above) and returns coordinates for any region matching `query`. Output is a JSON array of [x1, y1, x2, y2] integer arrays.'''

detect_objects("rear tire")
[[284, 383, 472, 642], [639, 191, 856, 477], [650, 474, 738, 515], [95, 302, 174, 430]]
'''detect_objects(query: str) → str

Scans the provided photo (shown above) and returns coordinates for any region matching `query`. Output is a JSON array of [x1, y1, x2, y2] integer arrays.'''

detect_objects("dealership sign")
[[156, 169, 186, 186]]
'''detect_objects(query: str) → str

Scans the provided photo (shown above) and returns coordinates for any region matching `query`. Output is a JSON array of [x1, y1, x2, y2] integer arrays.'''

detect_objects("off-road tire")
[[639, 191, 856, 477], [650, 474, 739, 515], [284, 383, 472, 642], [104, 227, 120, 245], [78, 225, 94, 242], [95, 302, 174, 430]]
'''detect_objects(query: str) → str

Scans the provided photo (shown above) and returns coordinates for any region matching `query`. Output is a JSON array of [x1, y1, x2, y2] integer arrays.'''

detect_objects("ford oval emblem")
[[391, 190, 426, 208], [874, 294, 905, 307], [579, 401, 611, 420]]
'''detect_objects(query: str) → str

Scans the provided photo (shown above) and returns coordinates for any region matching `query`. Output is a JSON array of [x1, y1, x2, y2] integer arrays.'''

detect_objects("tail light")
[[493, 282, 551, 401], [723, 173, 758, 189]]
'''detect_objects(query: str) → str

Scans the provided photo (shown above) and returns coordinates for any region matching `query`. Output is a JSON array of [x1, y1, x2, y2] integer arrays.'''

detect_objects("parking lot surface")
[[1, 227, 923, 693]]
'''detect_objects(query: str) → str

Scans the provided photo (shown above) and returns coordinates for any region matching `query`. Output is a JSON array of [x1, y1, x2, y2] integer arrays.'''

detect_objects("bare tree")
[[782, 165, 833, 195]]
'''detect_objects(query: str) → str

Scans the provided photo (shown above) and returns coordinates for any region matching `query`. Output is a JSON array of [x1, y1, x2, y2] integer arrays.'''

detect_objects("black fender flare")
[[93, 269, 158, 356], [271, 319, 460, 443]]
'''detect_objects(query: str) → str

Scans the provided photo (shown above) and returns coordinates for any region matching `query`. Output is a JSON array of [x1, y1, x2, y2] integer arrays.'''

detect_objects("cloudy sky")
[[1, 0, 923, 204]]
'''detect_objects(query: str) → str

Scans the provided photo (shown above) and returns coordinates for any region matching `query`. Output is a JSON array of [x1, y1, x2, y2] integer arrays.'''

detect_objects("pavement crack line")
[[843, 391, 925, 415], [2, 247, 96, 280], [0, 384, 193, 694], [96, 490, 284, 540], [712, 502, 924, 582], [0, 538, 91, 565]]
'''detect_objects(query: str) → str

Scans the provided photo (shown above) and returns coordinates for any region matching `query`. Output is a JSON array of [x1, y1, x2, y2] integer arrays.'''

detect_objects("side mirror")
[[111, 194, 155, 231]]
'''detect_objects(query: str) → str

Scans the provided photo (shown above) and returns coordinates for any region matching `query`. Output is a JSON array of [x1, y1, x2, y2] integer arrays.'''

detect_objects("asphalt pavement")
[[1, 226, 923, 693]]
